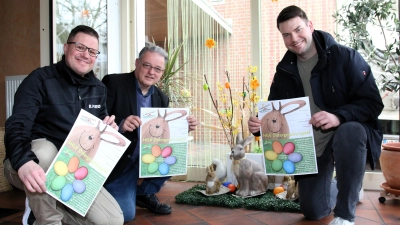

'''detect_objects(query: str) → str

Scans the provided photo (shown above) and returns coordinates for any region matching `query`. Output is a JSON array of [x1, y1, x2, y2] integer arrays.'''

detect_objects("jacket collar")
[[278, 30, 335, 73], [125, 71, 162, 115]]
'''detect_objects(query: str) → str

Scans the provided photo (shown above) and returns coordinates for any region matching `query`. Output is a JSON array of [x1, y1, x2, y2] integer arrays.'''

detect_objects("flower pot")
[[380, 142, 400, 190]]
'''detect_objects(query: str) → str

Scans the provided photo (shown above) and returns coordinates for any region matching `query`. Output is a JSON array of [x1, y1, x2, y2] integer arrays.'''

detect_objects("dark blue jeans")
[[104, 150, 170, 222], [296, 122, 367, 222]]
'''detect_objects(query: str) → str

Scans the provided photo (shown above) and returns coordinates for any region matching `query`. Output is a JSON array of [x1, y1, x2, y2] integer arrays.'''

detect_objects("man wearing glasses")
[[4, 25, 123, 225], [102, 45, 198, 223]]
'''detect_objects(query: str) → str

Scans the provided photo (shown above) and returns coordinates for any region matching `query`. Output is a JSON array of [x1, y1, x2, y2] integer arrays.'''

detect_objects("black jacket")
[[5, 57, 108, 171], [269, 30, 384, 169], [101, 72, 169, 184]]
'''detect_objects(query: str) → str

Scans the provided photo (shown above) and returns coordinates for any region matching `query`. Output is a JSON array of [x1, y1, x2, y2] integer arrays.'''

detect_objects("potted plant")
[[333, 0, 399, 107]]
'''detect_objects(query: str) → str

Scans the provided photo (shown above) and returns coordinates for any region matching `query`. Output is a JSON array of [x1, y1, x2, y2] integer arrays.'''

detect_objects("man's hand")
[[248, 116, 261, 134], [309, 111, 340, 130], [122, 115, 142, 132], [187, 115, 198, 132], [103, 115, 118, 131], [18, 161, 47, 193]]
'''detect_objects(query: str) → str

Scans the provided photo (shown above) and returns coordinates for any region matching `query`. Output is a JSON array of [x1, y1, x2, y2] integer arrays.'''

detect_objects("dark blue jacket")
[[5, 57, 108, 171], [269, 30, 384, 169]]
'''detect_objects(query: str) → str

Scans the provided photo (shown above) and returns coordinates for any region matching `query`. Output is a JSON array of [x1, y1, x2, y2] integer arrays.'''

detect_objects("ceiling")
[[145, 0, 168, 46]]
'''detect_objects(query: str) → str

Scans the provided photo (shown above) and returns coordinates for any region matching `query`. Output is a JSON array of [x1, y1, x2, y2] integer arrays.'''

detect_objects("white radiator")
[[6, 75, 28, 119]]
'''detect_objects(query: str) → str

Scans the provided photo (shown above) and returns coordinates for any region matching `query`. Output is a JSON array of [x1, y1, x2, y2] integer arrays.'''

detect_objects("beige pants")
[[4, 139, 123, 225]]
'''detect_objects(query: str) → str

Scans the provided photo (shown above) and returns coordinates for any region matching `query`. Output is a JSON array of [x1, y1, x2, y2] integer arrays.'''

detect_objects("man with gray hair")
[[102, 45, 198, 222]]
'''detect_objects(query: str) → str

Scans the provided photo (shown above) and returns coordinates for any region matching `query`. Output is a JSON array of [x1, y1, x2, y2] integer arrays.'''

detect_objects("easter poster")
[[139, 108, 189, 178], [257, 97, 318, 175], [45, 109, 131, 216]]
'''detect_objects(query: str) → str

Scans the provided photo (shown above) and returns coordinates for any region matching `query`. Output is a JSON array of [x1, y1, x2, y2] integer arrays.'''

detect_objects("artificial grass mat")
[[175, 184, 301, 212]]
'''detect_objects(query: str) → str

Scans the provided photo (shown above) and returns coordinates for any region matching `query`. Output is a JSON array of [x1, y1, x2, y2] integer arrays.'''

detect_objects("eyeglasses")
[[67, 42, 100, 57], [139, 60, 165, 74]]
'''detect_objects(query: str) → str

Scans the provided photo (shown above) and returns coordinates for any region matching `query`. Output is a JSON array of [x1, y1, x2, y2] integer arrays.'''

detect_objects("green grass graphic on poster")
[[263, 137, 316, 175], [46, 146, 106, 215], [140, 142, 187, 177]]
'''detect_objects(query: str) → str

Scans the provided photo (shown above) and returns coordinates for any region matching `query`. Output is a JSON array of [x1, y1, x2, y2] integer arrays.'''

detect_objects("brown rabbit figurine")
[[205, 164, 222, 194], [231, 133, 269, 196]]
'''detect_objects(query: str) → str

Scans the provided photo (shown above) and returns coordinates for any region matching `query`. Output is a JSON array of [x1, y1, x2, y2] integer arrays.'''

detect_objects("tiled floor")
[[1, 181, 399, 225]]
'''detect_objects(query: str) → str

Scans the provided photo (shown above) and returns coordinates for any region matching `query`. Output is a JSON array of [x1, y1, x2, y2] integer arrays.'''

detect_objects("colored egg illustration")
[[54, 161, 68, 176], [142, 154, 156, 164], [288, 152, 303, 163], [74, 166, 88, 180], [50, 176, 67, 191], [147, 162, 159, 174], [283, 142, 295, 155], [158, 163, 169, 175], [68, 156, 80, 173], [164, 156, 177, 165], [60, 184, 74, 202], [151, 145, 162, 157], [265, 150, 278, 161], [271, 159, 283, 172], [283, 160, 295, 174], [272, 140, 283, 154], [72, 180, 86, 194], [161, 146, 172, 158]]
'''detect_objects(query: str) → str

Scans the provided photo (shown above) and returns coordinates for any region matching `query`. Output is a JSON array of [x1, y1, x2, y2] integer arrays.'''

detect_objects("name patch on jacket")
[[89, 104, 101, 109]]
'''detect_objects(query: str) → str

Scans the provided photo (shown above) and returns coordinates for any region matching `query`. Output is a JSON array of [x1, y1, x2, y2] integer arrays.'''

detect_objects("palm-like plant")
[[156, 40, 191, 107], [333, 0, 399, 93]]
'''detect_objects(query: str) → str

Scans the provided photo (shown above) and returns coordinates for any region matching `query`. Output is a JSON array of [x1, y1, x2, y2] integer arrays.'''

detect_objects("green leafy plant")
[[333, 0, 399, 92], [155, 40, 191, 107]]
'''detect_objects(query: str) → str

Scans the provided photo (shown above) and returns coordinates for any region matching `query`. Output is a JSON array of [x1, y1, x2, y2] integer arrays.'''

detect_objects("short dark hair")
[[67, 25, 99, 42], [138, 45, 169, 66], [276, 5, 309, 30]]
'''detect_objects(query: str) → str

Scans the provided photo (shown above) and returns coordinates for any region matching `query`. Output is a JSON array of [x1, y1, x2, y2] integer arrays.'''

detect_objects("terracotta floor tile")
[[247, 211, 305, 224], [378, 210, 400, 224], [187, 205, 244, 221], [356, 209, 385, 223], [144, 210, 204, 225], [353, 216, 386, 225], [207, 215, 266, 225]]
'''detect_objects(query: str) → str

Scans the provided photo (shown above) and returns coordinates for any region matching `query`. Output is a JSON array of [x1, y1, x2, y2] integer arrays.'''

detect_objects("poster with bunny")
[[45, 109, 130, 216], [257, 97, 317, 175], [139, 108, 189, 178]]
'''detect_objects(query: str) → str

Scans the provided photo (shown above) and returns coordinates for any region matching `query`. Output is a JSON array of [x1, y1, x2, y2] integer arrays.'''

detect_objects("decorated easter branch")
[[203, 72, 236, 147]]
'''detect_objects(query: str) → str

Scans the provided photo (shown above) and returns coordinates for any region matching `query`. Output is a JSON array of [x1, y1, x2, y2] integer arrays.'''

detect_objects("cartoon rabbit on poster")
[[139, 108, 189, 178], [257, 97, 318, 176]]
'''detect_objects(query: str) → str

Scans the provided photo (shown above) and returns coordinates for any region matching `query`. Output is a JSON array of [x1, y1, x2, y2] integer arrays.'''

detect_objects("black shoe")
[[136, 194, 172, 214], [28, 211, 36, 225]]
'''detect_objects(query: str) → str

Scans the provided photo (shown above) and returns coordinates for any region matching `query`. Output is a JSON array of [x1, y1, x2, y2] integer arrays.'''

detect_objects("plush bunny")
[[205, 164, 222, 194], [230, 133, 269, 196]]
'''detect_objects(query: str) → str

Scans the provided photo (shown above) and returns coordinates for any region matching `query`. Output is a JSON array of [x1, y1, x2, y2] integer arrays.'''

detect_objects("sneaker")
[[358, 188, 364, 202], [329, 217, 354, 225]]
